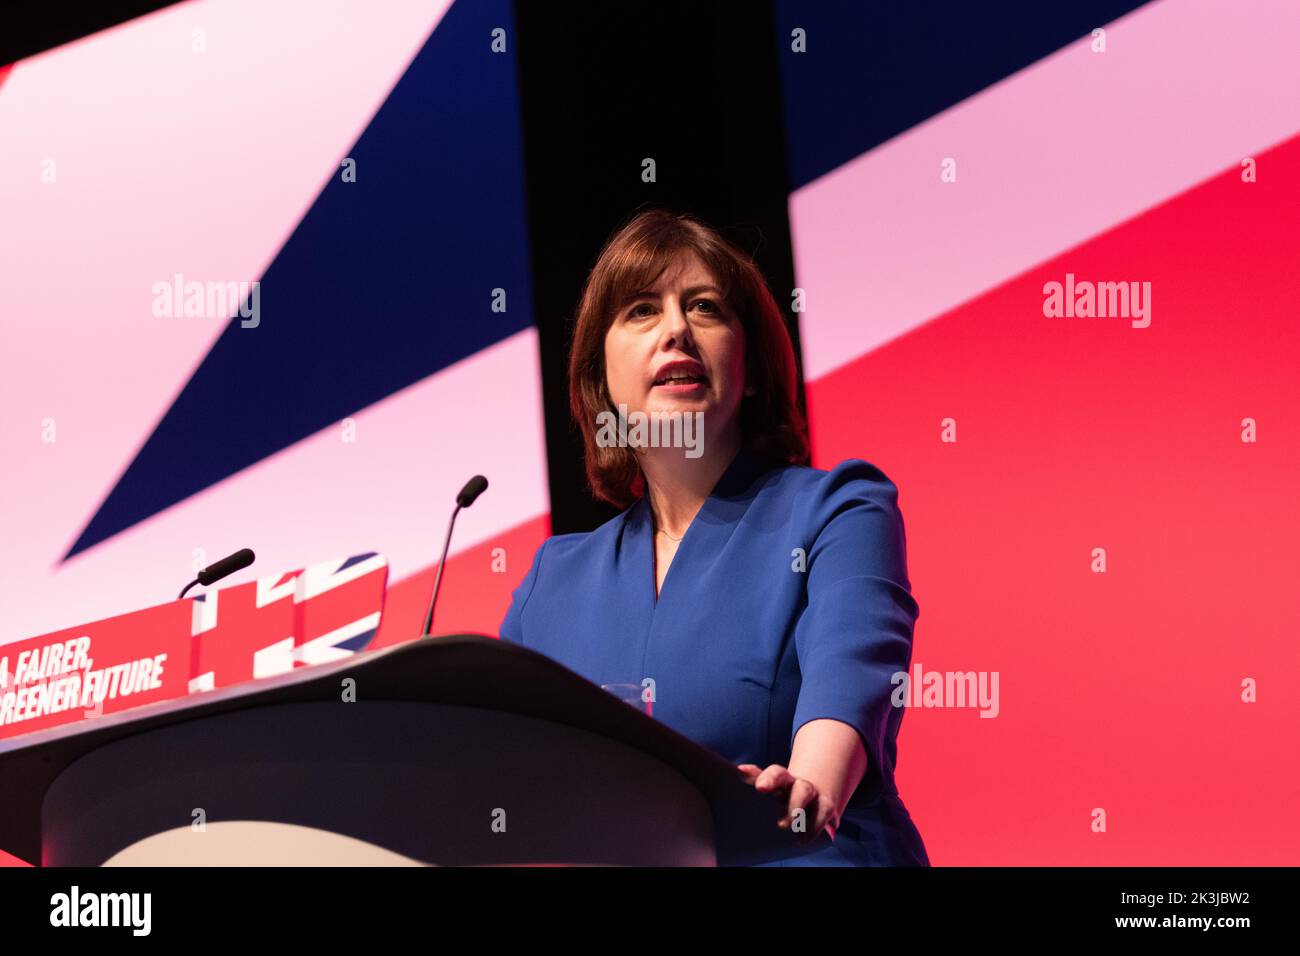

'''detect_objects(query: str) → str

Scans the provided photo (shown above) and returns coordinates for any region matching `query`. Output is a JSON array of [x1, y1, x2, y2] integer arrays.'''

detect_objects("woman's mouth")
[[652, 372, 709, 394]]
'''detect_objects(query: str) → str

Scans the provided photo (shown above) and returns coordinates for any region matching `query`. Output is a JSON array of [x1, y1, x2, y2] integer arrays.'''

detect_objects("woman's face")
[[603, 251, 747, 454]]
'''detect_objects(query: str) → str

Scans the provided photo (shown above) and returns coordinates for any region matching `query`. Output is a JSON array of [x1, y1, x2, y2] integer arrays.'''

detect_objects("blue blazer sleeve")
[[788, 459, 920, 806], [498, 538, 547, 645]]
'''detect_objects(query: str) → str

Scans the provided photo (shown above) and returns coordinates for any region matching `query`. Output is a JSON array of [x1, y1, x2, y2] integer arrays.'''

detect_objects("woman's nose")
[[662, 302, 692, 347]]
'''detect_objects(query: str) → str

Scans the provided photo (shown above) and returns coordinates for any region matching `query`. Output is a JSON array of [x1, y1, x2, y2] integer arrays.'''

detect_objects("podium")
[[0, 635, 825, 866]]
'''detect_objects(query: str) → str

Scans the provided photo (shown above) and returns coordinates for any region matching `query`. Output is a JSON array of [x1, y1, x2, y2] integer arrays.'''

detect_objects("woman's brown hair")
[[569, 207, 810, 508]]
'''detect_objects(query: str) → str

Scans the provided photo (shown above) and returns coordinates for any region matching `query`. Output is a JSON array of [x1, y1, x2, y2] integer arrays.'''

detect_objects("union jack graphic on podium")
[[189, 553, 388, 694]]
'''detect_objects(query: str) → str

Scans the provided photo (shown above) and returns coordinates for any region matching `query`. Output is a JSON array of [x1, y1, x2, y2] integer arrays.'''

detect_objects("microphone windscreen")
[[197, 547, 256, 586], [456, 475, 489, 508]]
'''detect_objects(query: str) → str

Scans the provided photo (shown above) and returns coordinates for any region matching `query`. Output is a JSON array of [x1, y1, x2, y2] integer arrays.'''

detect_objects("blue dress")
[[498, 449, 930, 866]]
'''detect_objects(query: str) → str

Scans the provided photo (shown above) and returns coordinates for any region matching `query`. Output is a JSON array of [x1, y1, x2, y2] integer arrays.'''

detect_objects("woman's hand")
[[737, 762, 838, 845]]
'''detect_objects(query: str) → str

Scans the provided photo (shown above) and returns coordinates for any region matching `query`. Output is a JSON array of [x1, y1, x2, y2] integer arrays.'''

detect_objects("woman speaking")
[[499, 208, 929, 867]]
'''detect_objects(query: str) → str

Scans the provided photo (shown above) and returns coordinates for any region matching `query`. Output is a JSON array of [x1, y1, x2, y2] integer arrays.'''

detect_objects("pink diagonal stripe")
[[793, 0, 1300, 380]]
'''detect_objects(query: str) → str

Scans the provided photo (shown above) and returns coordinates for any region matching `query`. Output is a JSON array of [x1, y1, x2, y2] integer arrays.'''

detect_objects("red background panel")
[[806, 135, 1300, 864], [372, 515, 551, 649]]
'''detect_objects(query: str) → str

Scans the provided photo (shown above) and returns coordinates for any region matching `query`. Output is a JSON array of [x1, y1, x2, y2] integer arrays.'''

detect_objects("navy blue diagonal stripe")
[[66, 0, 531, 560], [774, 0, 1153, 190]]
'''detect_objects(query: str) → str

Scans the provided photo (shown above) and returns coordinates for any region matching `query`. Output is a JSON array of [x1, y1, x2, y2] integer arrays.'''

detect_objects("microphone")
[[178, 548, 256, 600], [422, 475, 489, 637]]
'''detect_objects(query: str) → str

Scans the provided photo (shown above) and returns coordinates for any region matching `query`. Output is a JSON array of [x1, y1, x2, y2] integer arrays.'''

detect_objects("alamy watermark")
[[1043, 272, 1150, 328], [50, 886, 151, 935], [152, 273, 260, 328], [892, 663, 1000, 718], [595, 404, 704, 458]]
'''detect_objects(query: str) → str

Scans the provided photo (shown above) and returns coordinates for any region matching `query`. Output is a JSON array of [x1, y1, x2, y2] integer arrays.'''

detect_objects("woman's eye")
[[627, 299, 720, 319]]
